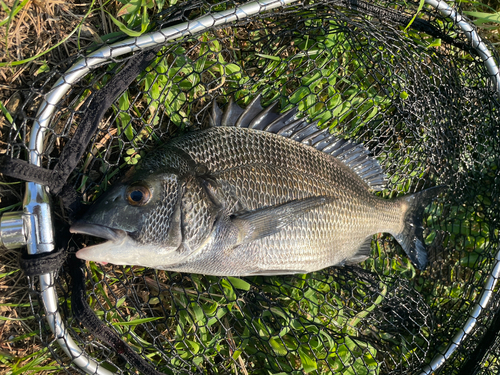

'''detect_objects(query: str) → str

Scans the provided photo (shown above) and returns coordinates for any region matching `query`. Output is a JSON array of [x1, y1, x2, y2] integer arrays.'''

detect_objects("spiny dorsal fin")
[[221, 97, 244, 127], [264, 107, 298, 132], [209, 100, 223, 127], [211, 97, 387, 190], [235, 94, 264, 128], [249, 101, 280, 130]]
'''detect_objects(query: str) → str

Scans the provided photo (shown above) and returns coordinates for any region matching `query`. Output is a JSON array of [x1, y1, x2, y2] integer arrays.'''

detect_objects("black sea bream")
[[71, 95, 444, 276]]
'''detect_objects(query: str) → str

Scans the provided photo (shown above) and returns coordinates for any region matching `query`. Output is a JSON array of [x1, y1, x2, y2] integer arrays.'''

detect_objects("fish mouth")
[[70, 222, 127, 242], [70, 222, 131, 264]]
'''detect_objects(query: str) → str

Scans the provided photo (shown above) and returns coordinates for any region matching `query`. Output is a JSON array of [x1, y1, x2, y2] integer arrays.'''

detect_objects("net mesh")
[[3, 0, 500, 373]]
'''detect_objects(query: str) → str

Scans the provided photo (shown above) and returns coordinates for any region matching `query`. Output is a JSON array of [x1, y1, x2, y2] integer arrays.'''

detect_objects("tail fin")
[[393, 185, 446, 271]]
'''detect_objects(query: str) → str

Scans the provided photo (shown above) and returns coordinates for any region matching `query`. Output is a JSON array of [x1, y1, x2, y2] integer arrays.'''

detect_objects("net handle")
[[22, 0, 500, 374]]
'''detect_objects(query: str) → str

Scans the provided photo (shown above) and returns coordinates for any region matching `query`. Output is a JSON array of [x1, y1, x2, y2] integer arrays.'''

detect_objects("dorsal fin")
[[249, 101, 280, 130], [264, 107, 298, 132], [209, 100, 223, 127], [221, 97, 244, 127], [235, 94, 264, 128], [211, 97, 387, 190]]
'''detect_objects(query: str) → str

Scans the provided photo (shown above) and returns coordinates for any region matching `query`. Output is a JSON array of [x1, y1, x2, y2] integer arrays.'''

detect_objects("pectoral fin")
[[231, 196, 335, 244]]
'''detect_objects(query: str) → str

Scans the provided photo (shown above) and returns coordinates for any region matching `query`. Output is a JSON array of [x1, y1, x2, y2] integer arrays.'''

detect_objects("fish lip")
[[70, 222, 127, 242]]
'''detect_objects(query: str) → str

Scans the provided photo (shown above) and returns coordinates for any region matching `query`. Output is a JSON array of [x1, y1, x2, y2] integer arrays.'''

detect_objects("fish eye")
[[125, 184, 151, 206]]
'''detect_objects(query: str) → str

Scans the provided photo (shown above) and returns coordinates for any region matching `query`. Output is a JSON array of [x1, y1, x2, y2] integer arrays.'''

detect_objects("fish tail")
[[393, 185, 446, 271]]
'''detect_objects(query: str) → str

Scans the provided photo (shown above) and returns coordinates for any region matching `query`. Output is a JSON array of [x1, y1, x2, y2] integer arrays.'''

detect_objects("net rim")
[[418, 0, 500, 372]]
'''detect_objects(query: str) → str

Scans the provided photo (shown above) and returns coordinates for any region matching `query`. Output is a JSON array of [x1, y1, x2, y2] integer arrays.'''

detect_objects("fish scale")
[[72, 98, 445, 275], [134, 176, 179, 245]]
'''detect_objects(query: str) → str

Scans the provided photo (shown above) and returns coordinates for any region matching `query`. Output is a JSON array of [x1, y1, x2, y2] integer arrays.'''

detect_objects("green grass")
[[78, 265, 387, 374]]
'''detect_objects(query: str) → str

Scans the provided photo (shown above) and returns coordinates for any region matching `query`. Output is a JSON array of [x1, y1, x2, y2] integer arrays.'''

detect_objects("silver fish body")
[[72, 96, 444, 275]]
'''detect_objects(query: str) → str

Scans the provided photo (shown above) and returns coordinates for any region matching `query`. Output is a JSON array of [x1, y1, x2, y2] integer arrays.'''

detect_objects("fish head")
[[71, 168, 187, 267]]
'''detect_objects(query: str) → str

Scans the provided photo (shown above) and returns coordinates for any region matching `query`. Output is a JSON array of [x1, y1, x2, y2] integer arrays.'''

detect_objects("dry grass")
[[1, 1, 100, 98], [0, 249, 39, 374]]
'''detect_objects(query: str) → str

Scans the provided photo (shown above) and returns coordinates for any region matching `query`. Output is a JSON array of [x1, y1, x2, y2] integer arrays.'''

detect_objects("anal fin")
[[344, 236, 373, 265], [246, 269, 308, 276]]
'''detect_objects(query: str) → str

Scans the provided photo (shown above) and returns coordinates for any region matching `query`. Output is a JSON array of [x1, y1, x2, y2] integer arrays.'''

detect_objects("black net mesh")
[[3, 0, 500, 373]]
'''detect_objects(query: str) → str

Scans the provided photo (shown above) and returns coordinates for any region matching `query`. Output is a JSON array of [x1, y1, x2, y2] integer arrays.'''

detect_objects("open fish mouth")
[[71, 222, 176, 268], [70, 222, 131, 264], [70, 222, 127, 242]]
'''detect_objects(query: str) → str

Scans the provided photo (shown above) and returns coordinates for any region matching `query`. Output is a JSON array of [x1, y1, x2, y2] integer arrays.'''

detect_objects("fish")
[[70, 94, 445, 276]]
